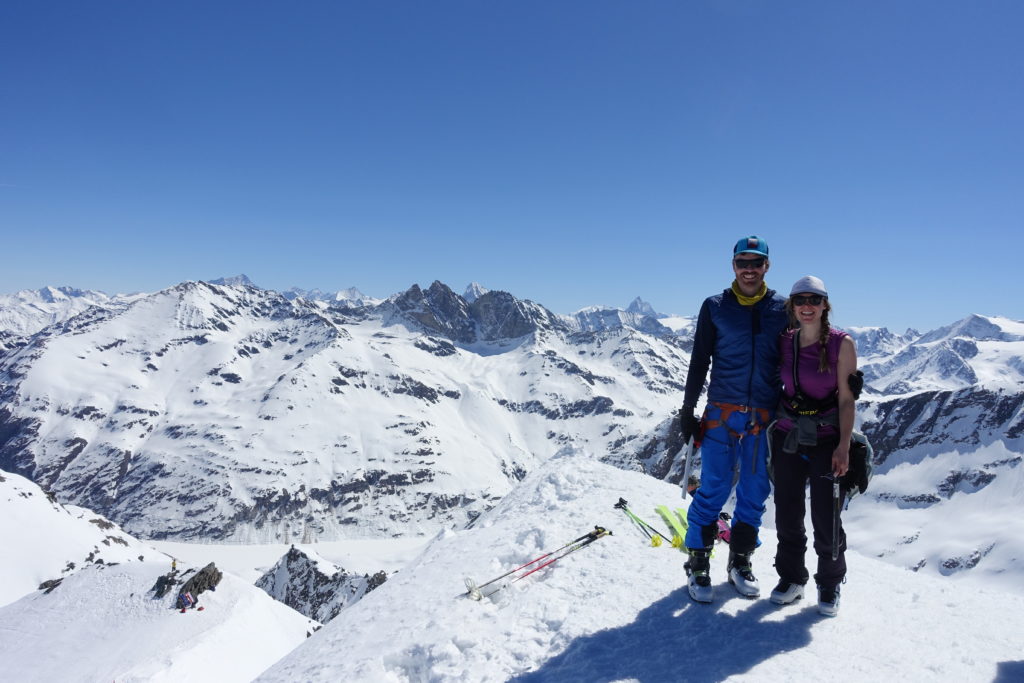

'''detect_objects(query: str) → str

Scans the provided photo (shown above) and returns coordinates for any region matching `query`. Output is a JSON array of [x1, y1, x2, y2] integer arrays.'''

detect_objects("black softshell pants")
[[771, 429, 846, 590]]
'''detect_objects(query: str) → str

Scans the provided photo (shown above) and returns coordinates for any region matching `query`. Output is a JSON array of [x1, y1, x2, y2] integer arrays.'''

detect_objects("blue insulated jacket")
[[683, 287, 788, 411]]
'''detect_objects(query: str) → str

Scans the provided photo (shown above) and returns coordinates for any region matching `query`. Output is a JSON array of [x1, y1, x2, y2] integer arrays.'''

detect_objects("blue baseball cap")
[[734, 235, 769, 257]]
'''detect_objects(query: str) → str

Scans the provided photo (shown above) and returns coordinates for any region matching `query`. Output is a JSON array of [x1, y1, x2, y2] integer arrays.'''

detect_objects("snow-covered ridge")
[[0, 469, 320, 681], [0, 561, 318, 683], [858, 313, 1024, 394], [0, 469, 161, 607], [257, 452, 1024, 682]]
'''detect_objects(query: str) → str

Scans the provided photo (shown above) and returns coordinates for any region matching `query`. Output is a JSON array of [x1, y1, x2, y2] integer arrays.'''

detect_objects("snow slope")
[[0, 470, 319, 682], [0, 470, 164, 607], [0, 561, 318, 683], [257, 451, 1024, 682]]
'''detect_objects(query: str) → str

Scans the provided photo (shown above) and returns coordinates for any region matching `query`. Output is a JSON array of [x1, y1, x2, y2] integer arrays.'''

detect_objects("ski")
[[674, 507, 689, 531], [655, 505, 687, 548]]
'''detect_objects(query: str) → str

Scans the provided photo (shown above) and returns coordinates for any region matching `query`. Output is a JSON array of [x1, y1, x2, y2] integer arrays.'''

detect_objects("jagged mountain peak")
[[255, 546, 387, 623], [463, 282, 489, 303], [625, 296, 661, 318], [568, 305, 673, 337], [385, 281, 568, 344], [847, 326, 917, 359], [389, 281, 475, 343]]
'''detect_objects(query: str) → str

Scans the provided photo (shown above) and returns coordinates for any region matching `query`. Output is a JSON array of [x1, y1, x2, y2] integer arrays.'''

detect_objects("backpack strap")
[[784, 329, 838, 415]]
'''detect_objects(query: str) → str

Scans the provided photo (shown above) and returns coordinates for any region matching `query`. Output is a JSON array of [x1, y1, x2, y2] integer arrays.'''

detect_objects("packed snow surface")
[[0, 562, 317, 683], [258, 451, 1024, 682]]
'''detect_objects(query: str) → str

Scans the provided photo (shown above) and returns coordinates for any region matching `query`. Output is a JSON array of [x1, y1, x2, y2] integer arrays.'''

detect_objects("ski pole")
[[680, 438, 695, 500], [478, 526, 611, 600], [465, 526, 609, 598], [614, 498, 670, 545], [831, 475, 841, 561]]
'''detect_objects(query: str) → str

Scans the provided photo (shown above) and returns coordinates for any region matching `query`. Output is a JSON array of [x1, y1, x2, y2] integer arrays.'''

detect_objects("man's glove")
[[847, 370, 864, 400], [679, 406, 700, 444]]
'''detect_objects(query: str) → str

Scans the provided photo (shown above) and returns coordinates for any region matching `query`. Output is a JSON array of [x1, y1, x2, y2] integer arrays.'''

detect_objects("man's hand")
[[679, 406, 699, 444]]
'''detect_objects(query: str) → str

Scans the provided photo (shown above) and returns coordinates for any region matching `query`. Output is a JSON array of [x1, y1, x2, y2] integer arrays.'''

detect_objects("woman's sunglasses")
[[792, 294, 824, 306]]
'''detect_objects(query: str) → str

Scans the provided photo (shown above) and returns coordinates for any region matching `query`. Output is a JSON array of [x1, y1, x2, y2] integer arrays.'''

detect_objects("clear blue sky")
[[2, 1, 1021, 332]]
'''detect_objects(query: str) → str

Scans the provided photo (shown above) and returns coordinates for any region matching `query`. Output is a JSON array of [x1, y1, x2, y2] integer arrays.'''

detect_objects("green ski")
[[674, 507, 690, 532], [655, 505, 688, 548]]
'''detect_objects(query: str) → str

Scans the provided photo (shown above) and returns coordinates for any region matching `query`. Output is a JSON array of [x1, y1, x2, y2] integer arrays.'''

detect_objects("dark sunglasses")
[[733, 257, 766, 270], [792, 294, 824, 306]]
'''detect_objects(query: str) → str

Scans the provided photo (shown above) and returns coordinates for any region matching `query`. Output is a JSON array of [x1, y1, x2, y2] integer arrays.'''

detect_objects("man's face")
[[732, 253, 768, 297]]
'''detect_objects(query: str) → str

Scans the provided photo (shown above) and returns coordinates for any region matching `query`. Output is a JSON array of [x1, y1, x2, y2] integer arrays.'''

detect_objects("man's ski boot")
[[685, 548, 713, 603], [726, 521, 760, 598], [727, 551, 760, 598]]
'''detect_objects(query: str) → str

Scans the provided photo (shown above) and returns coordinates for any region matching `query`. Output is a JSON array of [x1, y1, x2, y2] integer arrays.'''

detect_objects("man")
[[679, 235, 788, 603]]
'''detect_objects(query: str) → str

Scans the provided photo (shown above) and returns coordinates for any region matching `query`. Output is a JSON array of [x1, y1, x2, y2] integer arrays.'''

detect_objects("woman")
[[768, 275, 858, 617]]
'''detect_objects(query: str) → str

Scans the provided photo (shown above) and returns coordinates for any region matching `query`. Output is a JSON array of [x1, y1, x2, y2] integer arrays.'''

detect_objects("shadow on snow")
[[995, 661, 1024, 682], [510, 585, 819, 683]]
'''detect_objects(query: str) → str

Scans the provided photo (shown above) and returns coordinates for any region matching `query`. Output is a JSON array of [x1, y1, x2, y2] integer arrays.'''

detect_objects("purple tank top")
[[776, 328, 847, 433]]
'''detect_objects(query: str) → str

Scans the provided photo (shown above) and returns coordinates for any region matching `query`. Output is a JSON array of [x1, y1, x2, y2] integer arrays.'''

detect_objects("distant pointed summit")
[[208, 274, 257, 287], [625, 297, 661, 318], [463, 282, 489, 304]]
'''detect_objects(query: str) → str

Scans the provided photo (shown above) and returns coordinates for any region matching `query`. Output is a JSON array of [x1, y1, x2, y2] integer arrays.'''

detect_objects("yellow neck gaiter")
[[731, 280, 767, 306]]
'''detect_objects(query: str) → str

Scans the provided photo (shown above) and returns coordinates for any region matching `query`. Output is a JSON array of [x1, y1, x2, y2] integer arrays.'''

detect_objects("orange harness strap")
[[704, 401, 772, 439]]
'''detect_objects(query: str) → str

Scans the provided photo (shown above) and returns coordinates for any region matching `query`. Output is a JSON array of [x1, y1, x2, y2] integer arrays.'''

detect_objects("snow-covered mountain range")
[[0, 285, 138, 341], [0, 280, 689, 544], [1, 278, 1022, 680]]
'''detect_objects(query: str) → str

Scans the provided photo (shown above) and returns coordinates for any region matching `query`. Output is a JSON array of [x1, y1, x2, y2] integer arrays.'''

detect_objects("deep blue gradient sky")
[[2, 1, 1021, 332]]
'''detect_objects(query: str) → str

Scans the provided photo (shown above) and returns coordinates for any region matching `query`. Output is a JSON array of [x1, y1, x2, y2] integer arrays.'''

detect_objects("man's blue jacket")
[[683, 287, 789, 411]]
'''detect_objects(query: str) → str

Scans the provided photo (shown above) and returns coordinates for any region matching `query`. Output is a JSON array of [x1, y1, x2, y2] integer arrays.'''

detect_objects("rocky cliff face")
[[255, 547, 386, 623], [864, 387, 1024, 463]]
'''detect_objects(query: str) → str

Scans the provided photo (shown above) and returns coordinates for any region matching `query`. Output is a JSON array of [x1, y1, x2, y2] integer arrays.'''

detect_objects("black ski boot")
[[684, 522, 719, 603], [685, 549, 713, 603], [726, 522, 760, 598]]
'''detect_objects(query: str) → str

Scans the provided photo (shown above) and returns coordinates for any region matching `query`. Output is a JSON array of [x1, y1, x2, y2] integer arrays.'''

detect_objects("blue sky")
[[2, 1, 1021, 332]]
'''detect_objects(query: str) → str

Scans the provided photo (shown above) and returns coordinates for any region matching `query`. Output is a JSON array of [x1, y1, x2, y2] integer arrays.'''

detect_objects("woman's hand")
[[832, 441, 850, 478]]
